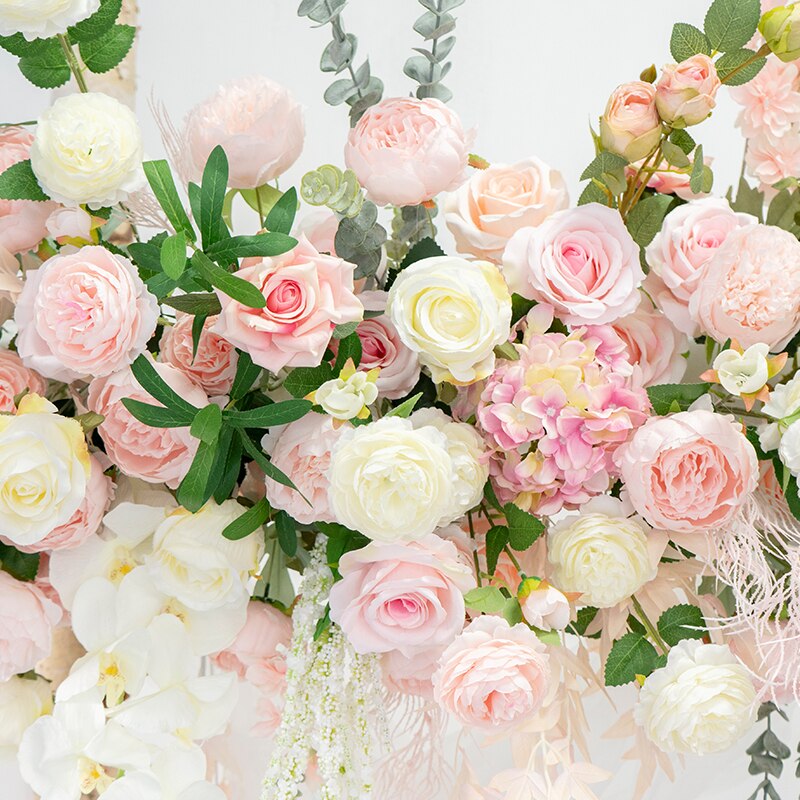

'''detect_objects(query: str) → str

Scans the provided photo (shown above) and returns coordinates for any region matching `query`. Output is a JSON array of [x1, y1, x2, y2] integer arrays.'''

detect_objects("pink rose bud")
[[655, 55, 721, 128], [518, 578, 571, 631], [600, 81, 662, 162]]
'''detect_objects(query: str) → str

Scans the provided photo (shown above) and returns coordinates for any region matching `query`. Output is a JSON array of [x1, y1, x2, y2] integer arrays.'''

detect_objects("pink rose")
[[212, 235, 363, 372], [344, 97, 472, 207], [262, 412, 346, 524], [745, 131, 800, 192], [329, 534, 475, 657], [14, 245, 159, 382], [444, 157, 569, 262], [519, 581, 571, 632], [645, 198, 756, 336], [88, 361, 208, 488], [0, 347, 46, 412], [502, 203, 644, 325], [160, 313, 238, 396], [381, 647, 442, 700], [45, 206, 94, 244], [656, 55, 720, 128], [0, 244, 21, 325], [628, 155, 713, 201], [599, 81, 662, 162], [295, 208, 339, 256], [730, 59, 800, 139], [690, 223, 800, 349], [0, 127, 55, 256], [0, 571, 62, 681], [619, 410, 758, 533], [183, 76, 304, 189], [611, 295, 689, 387], [432, 616, 550, 730]]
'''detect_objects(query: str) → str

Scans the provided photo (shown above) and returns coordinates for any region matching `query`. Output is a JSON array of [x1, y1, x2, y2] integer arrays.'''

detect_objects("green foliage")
[[176, 439, 218, 512], [385, 392, 424, 419], [190, 403, 223, 444], [300, 165, 364, 219], [716, 47, 766, 85], [485, 525, 509, 574], [689, 144, 713, 194], [160, 233, 187, 280], [647, 382, 710, 415], [284, 363, 337, 398], [604, 632, 659, 686], [191, 251, 266, 309], [19, 40, 70, 88], [0, 160, 50, 202], [222, 499, 270, 541], [275, 510, 298, 557], [704, 0, 760, 53], [321, 521, 370, 576], [670, 22, 711, 61], [199, 146, 230, 249], [223, 399, 313, 430], [205, 233, 297, 265], [334, 201, 388, 280], [121, 398, 195, 428], [79, 24, 135, 73], [229, 351, 262, 401], [625, 193, 676, 250], [746, 704, 792, 799], [334, 332, 362, 371], [766, 188, 800, 237], [142, 160, 196, 241], [727, 175, 765, 222], [69, 0, 122, 41], [385, 235, 445, 290], [567, 607, 600, 639], [265, 187, 298, 235], [579, 152, 628, 203], [669, 128, 696, 154], [657, 604, 707, 646], [130, 354, 200, 416], [0, 543, 40, 582], [504, 503, 545, 551], [463, 585, 507, 614], [161, 293, 221, 316]]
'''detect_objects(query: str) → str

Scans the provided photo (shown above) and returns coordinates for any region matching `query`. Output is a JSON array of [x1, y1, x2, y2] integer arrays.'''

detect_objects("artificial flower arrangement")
[[1, 0, 800, 797]]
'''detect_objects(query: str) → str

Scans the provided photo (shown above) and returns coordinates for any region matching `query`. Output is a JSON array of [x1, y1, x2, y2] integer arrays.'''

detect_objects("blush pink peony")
[[690, 223, 800, 349], [432, 616, 550, 730], [88, 360, 208, 489], [160, 313, 238, 396], [212, 235, 363, 372], [183, 76, 304, 189], [45, 206, 94, 244], [0, 571, 62, 681], [344, 96, 472, 207], [329, 534, 475, 657], [619, 409, 758, 533], [730, 58, 800, 139], [502, 203, 643, 326], [14, 245, 159, 382], [0, 347, 46, 412]]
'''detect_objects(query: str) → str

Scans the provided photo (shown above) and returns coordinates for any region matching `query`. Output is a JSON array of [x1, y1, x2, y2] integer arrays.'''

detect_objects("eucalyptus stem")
[[632, 595, 670, 655], [57, 33, 89, 93], [323, 0, 364, 101]]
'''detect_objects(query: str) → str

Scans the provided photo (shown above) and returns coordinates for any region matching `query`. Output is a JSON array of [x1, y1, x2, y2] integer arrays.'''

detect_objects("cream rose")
[[0, 0, 99, 39], [30, 92, 144, 209], [635, 641, 756, 755], [328, 416, 456, 542], [387, 256, 512, 385], [0, 394, 90, 547], [547, 496, 666, 608], [0, 675, 52, 751]]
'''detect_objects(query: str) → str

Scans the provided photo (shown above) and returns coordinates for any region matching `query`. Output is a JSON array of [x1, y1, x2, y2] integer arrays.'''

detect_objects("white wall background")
[[2, 1, 798, 798]]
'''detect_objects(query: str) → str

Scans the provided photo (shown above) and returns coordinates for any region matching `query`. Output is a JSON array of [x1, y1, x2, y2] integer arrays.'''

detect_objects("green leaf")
[[314, 605, 332, 640], [728, 175, 765, 221], [160, 232, 187, 280], [191, 251, 266, 309], [161, 292, 221, 316], [283, 363, 336, 399], [230, 351, 261, 400], [240, 432, 299, 493], [716, 48, 766, 86], [0, 543, 40, 582], [224, 399, 311, 430], [704, 0, 760, 53], [18, 41, 70, 88], [0, 33, 55, 57], [142, 160, 196, 242], [763, 729, 791, 760], [265, 187, 298, 235], [625, 193, 675, 249], [199, 145, 229, 249], [669, 128, 696, 155], [240, 184, 282, 217], [176, 439, 219, 512], [766, 187, 800, 230], [335, 332, 362, 372], [0, 160, 49, 202], [130, 354, 200, 415], [646, 382, 709, 415], [190, 403, 223, 444], [502, 597, 524, 626], [222, 498, 270, 540], [191, 313, 206, 360], [79, 24, 135, 73], [661, 140, 691, 169], [670, 22, 712, 61], [213, 427, 242, 504], [69, 0, 122, 41], [511, 293, 536, 324], [332, 320, 359, 340], [385, 392, 423, 419], [400, 236, 446, 269], [566, 607, 600, 638], [580, 151, 629, 182], [275, 510, 298, 557], [657, 604, 707, 646], [121, 398, 194, 428], [463, 585, 507, 614], [578, 181, 614, 207], [205, 233, 298, 265], [485, 525, 510, 575], [504, 503, 545, 551], [604, 632, 659, 686], [321, 521, 370, 573]]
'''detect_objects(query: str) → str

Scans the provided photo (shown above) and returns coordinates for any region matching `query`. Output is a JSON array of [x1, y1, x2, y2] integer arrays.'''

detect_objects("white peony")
[[31, 92, 144, 209], [0, 0, 99, 40], [635, 640, 756, 755], [328, 416, 456, 542], [713, 343, 770, 397], [387, 256, 512, 385], [547, 496, 666, 608], [0, 675, 52, 751]]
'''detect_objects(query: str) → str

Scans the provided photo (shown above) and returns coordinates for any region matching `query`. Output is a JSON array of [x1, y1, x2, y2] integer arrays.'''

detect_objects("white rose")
[[146, 500, 265, 611], [635, 641, 756, 755], [315, 370, 378, 421], [713, 343, 770, 397], [547, 496, 666, 608], [410, 407, 488, 523], [518, 579, 571, 631], [0, 675, 52, 750], [328, 416, 455, 542], [779, 420, 800, 477], [0, 0, 99, 40], [387, 256, 512, 385], [31, 92, 144, 209], [0, 394, 90, 546], [760, 373, 800, 452]]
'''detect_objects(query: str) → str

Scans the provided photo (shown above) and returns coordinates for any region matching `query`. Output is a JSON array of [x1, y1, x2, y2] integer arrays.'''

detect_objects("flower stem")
[[467, 510, 483, 587], [503, 545, 523, 575], [57, 33, 89, 93], [632, 595, 670, 655], [720, 43, 772, 86]]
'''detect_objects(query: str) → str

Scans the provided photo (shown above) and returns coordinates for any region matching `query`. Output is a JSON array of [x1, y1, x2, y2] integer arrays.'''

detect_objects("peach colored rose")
[[212, 235, 362, 372], [0, 571, 62, 681], [0, 127, 55, 255], [432, 616, 550, 730], [0, 244, 21, 325], [656, 55, 720, 128], [444, 157, 569, 262], [262, 412, 346, 524], [0, 347, 46, 412], [611, 295, 688, 387], [88, 360, 208, 489], [381, 647, 442, 700], [160, 313, 238, 396], [183, 76, 304, 189], [600, 81, 662, 162], [329, 534, 475, 657], [645, 198, 756, 336], [690, 223, 800, 349], [502, 203, 643, 325], [619, 410, 758, 532], [344, 97, 472, 207], [15, 245, 159, 382]]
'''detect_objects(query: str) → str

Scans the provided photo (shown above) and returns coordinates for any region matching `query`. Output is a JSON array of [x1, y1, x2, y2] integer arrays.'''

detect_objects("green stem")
[[0, 120, 37, 127], [57, 33, 88, 93], [632, 595, 670, 655], [503, 545, 523, 575], [720, 43, 772, 86], [324, 0, 364, 101], [467, 510, 482, 588]]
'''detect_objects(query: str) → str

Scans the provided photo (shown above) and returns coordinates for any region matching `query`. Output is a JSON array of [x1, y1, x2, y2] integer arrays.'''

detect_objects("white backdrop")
[[2, 1, 800, 798]]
